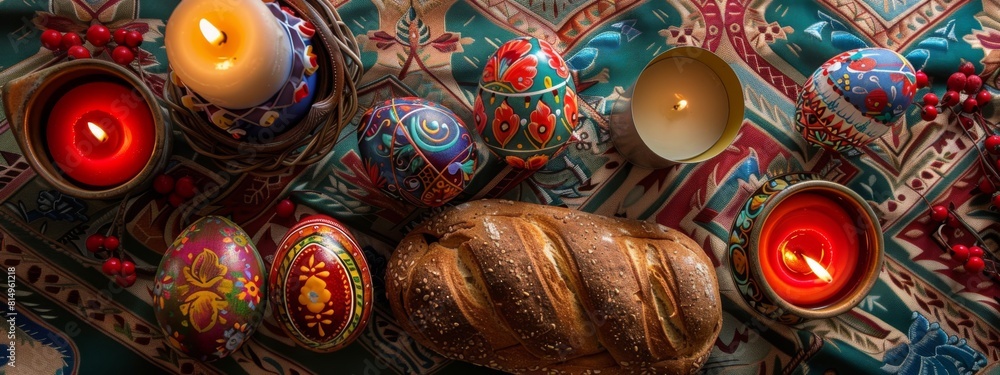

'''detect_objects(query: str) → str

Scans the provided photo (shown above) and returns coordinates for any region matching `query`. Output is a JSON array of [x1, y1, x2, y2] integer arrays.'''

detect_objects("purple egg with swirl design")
[[357, 97, 478, 207]]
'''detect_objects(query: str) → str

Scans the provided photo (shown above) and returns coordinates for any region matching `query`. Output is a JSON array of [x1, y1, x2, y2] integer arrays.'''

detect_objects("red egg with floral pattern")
[[152, 216, 266, 361], [474, 37, 580, 170], [268, 215, 373, 352]]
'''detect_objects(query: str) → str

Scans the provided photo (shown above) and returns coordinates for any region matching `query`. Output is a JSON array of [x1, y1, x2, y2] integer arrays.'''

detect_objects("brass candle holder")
[[1, 59, 171, 200]]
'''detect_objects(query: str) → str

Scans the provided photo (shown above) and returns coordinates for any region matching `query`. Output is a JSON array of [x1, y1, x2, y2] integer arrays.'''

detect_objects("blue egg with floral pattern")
[[357, 97, 478, 207]]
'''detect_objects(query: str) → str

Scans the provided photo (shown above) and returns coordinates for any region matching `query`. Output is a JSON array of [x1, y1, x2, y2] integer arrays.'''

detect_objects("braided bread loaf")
[[386, 200, 721, 374]]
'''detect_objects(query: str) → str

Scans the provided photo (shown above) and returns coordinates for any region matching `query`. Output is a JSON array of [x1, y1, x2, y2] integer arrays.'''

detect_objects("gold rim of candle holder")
[[1, 59, 171, 200], [728, 175, 885, 324], [164, 0, 362, 176]]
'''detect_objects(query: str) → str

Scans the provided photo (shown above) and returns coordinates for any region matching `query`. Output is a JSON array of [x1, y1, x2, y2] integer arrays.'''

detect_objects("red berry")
[[85, 24, 111, 47], [66, 45, 90, 60], [86, 233, 105, 253], [102, 257, 121, 276], [946, 214, 961, 228], [915, 71, 929, 88], [952, 244, 970, 262], [960, 116, 976, 130], [41, 29, 62, 50], [965, 75, 983, 94], [115, 273, 136, 287], [959, 61, 976, 76], [947, 72, 968, 92], [111, 45, 135, 65], [969, 246, 985, 259], [153, 174, 175, 195], [276, 198, 295, 218], [113, 28, 128, 45], [995, 157, 1000, 172], [168, 193, 185, 207], [962, 98, 978, 113], [980, 178, 996, 194], [977, 90, 992, 105], [965, 256, 985, 274], [979, 177, 997, 194], [124, 30, 143, 48], [930, 205, 949, 222], [986, 135, 1000, 153], [61, 32, 82, 50], [120, 260, 136, 276], [103, 235, 119, 252], [993, 193, 1000, 207], [922, 93, 939, 106], [175, 176, 196, 198], [921, 105, 939, 121], [942, 90, 961, 106]]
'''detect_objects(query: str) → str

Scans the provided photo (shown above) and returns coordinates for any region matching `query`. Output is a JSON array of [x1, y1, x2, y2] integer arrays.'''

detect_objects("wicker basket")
[[164, 0, 361, 176]]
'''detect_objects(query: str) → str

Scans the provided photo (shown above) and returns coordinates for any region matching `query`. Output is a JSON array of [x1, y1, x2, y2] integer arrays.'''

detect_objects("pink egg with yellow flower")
[[153, 216, 266, 361]]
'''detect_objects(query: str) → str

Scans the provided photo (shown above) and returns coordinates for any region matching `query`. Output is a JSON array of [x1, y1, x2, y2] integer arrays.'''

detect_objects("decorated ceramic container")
[[153, 216, 266, 361], [268, 215, 373, 352], [795, 48, 916, 153], [474, 37, 580, 170], [174, 2, 318, 141], [357, 97, 479, 207], [727, 174, 883, 324]]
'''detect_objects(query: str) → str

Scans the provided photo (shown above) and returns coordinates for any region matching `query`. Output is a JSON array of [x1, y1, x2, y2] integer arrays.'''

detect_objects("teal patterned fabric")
[[0, 0, 998, 374]]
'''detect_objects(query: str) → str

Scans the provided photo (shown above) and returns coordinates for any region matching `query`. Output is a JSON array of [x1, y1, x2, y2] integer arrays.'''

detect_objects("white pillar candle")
[[631, 55, 731, 161], [165, 0, 292, 109]]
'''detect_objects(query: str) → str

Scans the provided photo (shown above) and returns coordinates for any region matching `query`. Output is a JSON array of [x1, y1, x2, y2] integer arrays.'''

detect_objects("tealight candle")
[[728, 175, 884, 324], [46, 81, 156, 187], [611, 47, 744, 168], [757, 191, 861, 308], [2, 59, 170, 199], [165, 0, 292, 109]]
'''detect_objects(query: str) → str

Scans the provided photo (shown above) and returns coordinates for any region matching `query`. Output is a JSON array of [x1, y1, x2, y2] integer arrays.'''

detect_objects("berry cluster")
[[927, 204, 998, 278], [917, 62, 993, 123], [86, 232, 137, 287], [153, 174, 198, 207], [41, 25, 143, 65]]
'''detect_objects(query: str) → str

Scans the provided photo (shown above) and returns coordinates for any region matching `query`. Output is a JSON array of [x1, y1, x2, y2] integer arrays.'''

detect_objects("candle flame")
[[802, 254, 833, 283], [672, 94, 688, 111], [199, 19, 226, 45], [87, 122, 108, 143]]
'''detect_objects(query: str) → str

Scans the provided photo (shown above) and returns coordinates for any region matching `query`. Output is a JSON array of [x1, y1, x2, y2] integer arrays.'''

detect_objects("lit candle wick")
[[87, 122, 108, 143], [199, 19, 227, 46], [801, 254, 833, 283], [673, 99, 688, 111]]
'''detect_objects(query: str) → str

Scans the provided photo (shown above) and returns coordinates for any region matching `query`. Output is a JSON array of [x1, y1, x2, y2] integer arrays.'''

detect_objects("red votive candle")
[[45, 80, 155, 187], [758, 191, 863, 308]]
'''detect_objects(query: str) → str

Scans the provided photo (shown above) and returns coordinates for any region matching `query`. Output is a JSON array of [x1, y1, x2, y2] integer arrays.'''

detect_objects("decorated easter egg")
[[268, 215, 373, 352], [152, 216, 266, 361], [357, 97, 479, 207], [795, 48, 916, 152], [474, 36, 580, 170]]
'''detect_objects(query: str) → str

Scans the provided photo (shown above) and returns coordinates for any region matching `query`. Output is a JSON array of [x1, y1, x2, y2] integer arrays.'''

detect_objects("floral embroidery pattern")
[[881, 312, 987, 374], [481, 38, 538, 92], [177, 249, 233, 333]]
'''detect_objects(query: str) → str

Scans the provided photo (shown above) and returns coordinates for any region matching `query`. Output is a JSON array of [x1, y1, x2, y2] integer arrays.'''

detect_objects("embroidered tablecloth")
[[0, 0, 998, 374]]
